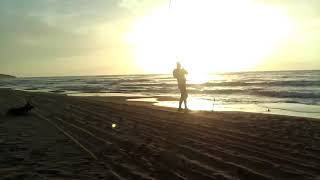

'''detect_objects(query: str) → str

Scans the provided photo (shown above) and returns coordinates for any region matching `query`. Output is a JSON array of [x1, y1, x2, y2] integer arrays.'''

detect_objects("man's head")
[[176, 62, 181, 69]]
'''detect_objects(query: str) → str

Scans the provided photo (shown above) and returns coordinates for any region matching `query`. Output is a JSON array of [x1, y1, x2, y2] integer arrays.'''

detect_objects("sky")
[[0, 0, 319, 77]]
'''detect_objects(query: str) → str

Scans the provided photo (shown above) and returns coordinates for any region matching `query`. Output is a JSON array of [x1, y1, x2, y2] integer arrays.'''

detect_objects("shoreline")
[[1, 89, 320, 179], [4, 87, 320, 119], [87, 96, 320, 121], [71, 92, 320, 120], [1, 70, 319, 120], [2, 87, 320, 119]]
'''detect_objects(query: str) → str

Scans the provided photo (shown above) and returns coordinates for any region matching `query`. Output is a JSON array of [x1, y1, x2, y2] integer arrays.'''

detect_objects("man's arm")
[[183, 69, 188, 74], [173, 69, 177, 78]]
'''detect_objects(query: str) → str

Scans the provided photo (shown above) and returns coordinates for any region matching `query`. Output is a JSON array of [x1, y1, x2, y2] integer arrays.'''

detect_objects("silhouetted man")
[[173, 62, 188, 111]]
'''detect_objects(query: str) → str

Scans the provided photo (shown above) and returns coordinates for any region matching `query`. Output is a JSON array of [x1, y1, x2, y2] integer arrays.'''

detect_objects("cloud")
[[0, 0, 140, 76], [257, 0, 320, 18], [0, 13, 98, 61], [119, 0, 165, 13]]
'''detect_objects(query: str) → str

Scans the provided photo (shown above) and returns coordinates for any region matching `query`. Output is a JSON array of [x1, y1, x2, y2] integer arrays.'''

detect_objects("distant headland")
[[0, 74, 16, 79]]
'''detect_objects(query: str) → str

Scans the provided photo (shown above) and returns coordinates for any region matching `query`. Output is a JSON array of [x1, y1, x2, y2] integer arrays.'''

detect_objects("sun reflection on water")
[[156, 97, 222, 111], [188, 73, 223, 85]]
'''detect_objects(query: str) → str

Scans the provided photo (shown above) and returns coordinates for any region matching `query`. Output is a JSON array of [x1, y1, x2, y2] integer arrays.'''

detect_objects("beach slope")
[[0, 89, 319, 179]]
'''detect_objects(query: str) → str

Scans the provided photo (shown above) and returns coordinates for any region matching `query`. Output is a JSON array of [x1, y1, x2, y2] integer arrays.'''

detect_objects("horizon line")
[[8, 69, 320, 78]]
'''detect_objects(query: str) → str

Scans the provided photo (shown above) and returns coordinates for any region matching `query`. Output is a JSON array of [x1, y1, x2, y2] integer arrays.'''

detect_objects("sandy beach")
[[0, 88, 320, 179]]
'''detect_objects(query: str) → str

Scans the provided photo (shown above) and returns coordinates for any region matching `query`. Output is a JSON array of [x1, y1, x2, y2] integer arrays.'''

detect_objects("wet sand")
[[0, 89, 320, 179]]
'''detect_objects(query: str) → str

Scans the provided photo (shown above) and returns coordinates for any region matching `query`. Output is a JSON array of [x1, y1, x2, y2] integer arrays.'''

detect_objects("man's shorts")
[[179, 83, 188, 98]]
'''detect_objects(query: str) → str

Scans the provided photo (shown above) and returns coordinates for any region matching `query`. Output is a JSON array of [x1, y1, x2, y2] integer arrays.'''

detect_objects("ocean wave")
[[250, 90, 320, 99], [197, 89, 244, 94], [49, 90, 65, 93], [3, 71, 320, 106], [56, 85, 106, 93], [204, 80, 320, 87], [186, 89, 320, 99]]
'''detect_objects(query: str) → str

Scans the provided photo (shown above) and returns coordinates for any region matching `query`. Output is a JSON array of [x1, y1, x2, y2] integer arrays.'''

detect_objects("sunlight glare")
[[188, 73, 210, 84], [125, 0, 294, 74]]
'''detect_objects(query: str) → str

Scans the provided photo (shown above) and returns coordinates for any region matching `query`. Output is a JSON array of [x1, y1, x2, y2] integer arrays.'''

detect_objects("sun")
[[125, 0, 294, 75]]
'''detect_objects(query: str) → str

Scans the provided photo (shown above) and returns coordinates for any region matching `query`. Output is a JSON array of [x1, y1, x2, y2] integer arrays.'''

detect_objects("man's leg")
[[179, 92, 183, 110], [183, 92, 188, 110]]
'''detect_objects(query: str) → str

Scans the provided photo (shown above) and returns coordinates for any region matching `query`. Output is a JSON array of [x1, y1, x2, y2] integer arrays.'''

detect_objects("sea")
[[1, 70, 319, 119]]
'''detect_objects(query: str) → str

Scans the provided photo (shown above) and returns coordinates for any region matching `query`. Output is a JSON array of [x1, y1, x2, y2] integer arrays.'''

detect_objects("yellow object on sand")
[[112, 123, 117, 128]]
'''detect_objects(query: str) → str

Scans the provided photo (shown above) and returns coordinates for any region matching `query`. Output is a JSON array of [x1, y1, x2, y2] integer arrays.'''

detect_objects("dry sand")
[[0, 89, 320, 180]]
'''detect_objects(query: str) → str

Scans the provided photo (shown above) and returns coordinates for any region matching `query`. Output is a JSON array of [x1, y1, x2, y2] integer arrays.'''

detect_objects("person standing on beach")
[[173, 62, 188, 111]]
